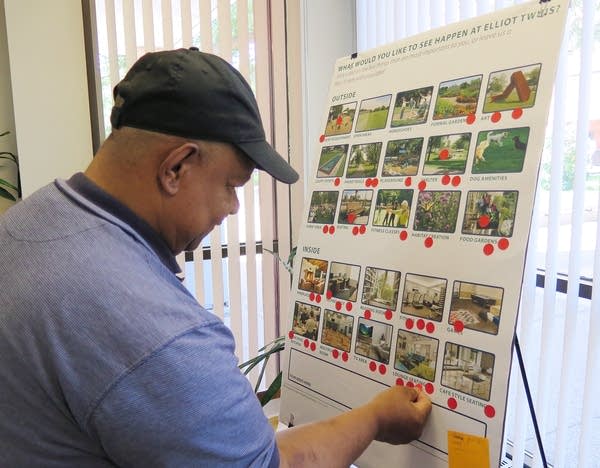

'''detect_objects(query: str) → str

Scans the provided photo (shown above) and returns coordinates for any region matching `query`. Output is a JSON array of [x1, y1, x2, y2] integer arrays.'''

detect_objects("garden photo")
[[354, 317, 393, 364], [297, 257, 328, 294], [483, 63, 542, 113], [327, 261, 361, 302], [423, 132, 472, 175], [472, 127, 530, 173], [316, 144, 349, 178], [346, 142, 382, 178], [355, 94, 392, 132], [361, 266, 402, 311], [382, 138, 423, 177], [433, 74, 482, 120], [394, 330, 439, 382], [338, 189, 373, 225], [307, 190, 339, 224], [324, 102, 357, 136], [442, 342, 495, 401], [401, 273, 448, 322], [413, 191, 461, 233], [292, 301, 321, 341], [449, 281, 504, 335], [462, 190, 518, 237], [390, 86, 433, 127], [321, 309, 354, 353], [372, 189, 413, 228]]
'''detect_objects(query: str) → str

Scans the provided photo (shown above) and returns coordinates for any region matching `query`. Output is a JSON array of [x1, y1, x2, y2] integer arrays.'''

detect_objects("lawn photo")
[[297, 257, 328, 294], [394, 330, 439, 382], [433, 75, 482, 120], [462, 190, 518, 237], [372, 189, 413, 228], [316, 144, 349, 178], [483, 63, 541, 113], [390, 86, 433, 127], [338, 189, 373, 225], [327, 261, 361, 302], [324, 102, 357, 136], [292, 301, 321, 341], [354, 317, 393, 364], [449, 281, 504, 335], [401, 273, 448, 323], [382, 138, 423, 177], [355, 94, 392, 132], [442, 342, 495, 401], [307, 190, 339, 224], [472, 127, 530, 173], [361, 266, 401, 311], [423, 132, 472, 175], [413, 191, 461, 233], [346, 142, 382, 178], [321, 309, 354, 353]]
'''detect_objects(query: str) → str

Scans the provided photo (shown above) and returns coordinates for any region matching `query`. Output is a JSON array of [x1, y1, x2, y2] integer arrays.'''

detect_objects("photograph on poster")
[[361, 266, 402, 311], [472, 127, 530, 173], [394, 330, 439, 382], [382, 138, 424, 177], [338, 189, 373, 225], [433, 75, 482, 120], [324, 102, 357, 136], [442, 342, 495, 401], [413, 190, 461, 233], [483, 63, 542, 113], [462, 190, 518, 237], [327, 261, 361, 302], [316, 144, 349, 178], [390, 86, 433, 127], [321, 309, 354, 353], [423, 132, 472, 175], [401, 273, 448, 322], [307, 191, 339, 224], [449, 281, 504, 335], [298, 257, 329, 294], [292, 301, 321, 341], [372, 189, 413, 228], [346, 142, 383, 178], [355, 317, 393, 364], [355, 94, 392, 132]]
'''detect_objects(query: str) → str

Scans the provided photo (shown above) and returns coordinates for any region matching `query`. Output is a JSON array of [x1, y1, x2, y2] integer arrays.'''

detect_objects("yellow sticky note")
[[448, 430, 490, 468]]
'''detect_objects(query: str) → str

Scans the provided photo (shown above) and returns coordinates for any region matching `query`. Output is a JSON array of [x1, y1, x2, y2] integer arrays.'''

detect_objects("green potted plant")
[[0, 131, 20, 203]]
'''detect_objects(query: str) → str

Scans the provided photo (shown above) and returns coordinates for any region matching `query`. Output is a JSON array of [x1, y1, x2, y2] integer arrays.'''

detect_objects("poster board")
[[280, 1, 568, 467]]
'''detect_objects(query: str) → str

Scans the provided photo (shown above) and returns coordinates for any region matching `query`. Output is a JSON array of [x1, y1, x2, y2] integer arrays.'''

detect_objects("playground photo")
[[354, 317, 393, 364], [449, 281, 504, 335], [462, 190, 518, 237], [390, 86, 433, 127], [401, 273, 448, 322], [372, 189, 413, 228], [442, 342, 495, 401], [361, 266, 402, 311], [355, 94, 392, 132], [324, 102, 357, 136], [316, 144, 349, 178], [483, 63, 541, 113], [297, 257, 328, 294], [327, 261, 361, 302], [433, 74, 482, 120], [471, 127, 530, 173], [346, 142, 382, 178], [307, 190, 339, 224], [292, 301, 321, 341], [382, 138, 423, 177], [394, 330, 439, 382], [423, 132, 472, 175], [321, 309, 354, 353], [413, 190, 461, 233], [338, 189, 373, 225]]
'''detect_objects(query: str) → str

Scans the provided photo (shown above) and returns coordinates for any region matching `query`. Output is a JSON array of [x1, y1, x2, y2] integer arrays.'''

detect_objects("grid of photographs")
[[449, 281, 504, 335], [292, 301, 321, 341], [401, 273, 448, 322], [298, 257, 328, 294], [394, 330, 439, 382], [321, 309, 354, 353], [361, 266, 402, 311], [372, 189, 413, 228], [355, 317, 393, 364], [441, 342, 495, 401]]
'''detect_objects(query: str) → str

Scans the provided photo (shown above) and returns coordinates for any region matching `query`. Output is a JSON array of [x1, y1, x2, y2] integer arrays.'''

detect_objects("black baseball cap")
[[110, 47, 298, 184]]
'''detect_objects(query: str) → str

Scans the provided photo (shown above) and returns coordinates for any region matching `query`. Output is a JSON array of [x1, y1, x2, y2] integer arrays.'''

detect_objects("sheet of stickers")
[[280, 1, 567, 467]]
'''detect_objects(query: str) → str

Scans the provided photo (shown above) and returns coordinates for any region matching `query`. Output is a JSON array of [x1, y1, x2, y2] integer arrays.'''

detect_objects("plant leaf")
[[0, 178, 18, 192], [0, 186, 16, 201], [259, 371, 282, 407]]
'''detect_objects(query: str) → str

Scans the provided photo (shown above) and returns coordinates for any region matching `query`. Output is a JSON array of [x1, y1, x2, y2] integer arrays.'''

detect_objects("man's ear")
[[157, 142, 200, 195]]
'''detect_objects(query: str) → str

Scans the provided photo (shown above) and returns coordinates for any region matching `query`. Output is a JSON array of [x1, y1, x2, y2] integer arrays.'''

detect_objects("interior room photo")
[[354, 317, 393, 364], [321, 309, 354, 353], [449, 281, 504, 335], [327, 261, 361, 302], [394, 330, 439, 382], [441, 342, 494, 401], [297, 257, 328, 294], [401, 273, 447, 322]]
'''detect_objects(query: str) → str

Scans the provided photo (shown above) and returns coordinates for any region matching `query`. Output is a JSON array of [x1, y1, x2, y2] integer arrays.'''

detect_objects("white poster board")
[[280, 1, 568, 466]]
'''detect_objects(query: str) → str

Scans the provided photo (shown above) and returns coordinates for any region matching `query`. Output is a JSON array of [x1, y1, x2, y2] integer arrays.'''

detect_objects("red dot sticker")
[[334, 177, 341, 186], [371, 178, 379, 187], [359, 224, 366, 234], [416, 319, 425, 330], [483, 243, 494, 256], [396, 377, 404, 386], [498, 238, 510, 250], [288, 330, 295, 339], [439, 148, 449, 160], [399, 230, 408, 241], [418, 180, 427, 191], [378, 364, 387, 375], [512, 108, 523, 119], [454, 320, 464, 333], [315, 294, 322, 303], [332, 349, 339, 359], [425, 383, 434, 394], [484, 405, 496, 418], [385, 309, 393, 320], [364, 309, 372, 319], [345, 302, 353, 312], [303, 339, 309, 348], [352, 226, 359, 236], [406, 318, 414, 329], [424, 237, 434, 248], [426, 322, 435, 334], [404, 177, 412, 187], [448, 397, 458, 410], [369, 361, 377, 372], [328, 225, 335, 234], [416, 383, 423, 391], [335, 301, 342, 311], [347, 213, 357, 224], [478, 215, 490, 228], [319, 134, 325, 143], [451, 175, 461, 187], [326, 290, 333, 299], [466, 113, 476, 124], [342, 352, 349, 362], [406, 381, 415, 388], [309, 292, 315, 301], [491, 112, 502, 123], [322, 225, 329, 234], [441, 174, 451, 185], [310, 342, 316, 351], [365, 178, 372, 187]]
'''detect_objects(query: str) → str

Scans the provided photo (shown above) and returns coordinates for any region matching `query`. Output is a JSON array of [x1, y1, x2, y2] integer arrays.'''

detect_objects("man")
[[0, 48, 431, 467]]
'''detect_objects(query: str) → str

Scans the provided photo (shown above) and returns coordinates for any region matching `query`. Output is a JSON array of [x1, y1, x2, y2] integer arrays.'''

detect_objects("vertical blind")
[[90, 0, 292, 388], [356, 1, 599, 467]]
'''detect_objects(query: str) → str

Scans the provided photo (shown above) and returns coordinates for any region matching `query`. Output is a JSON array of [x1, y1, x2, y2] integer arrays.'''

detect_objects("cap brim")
[[237, 140, 299, 184]]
